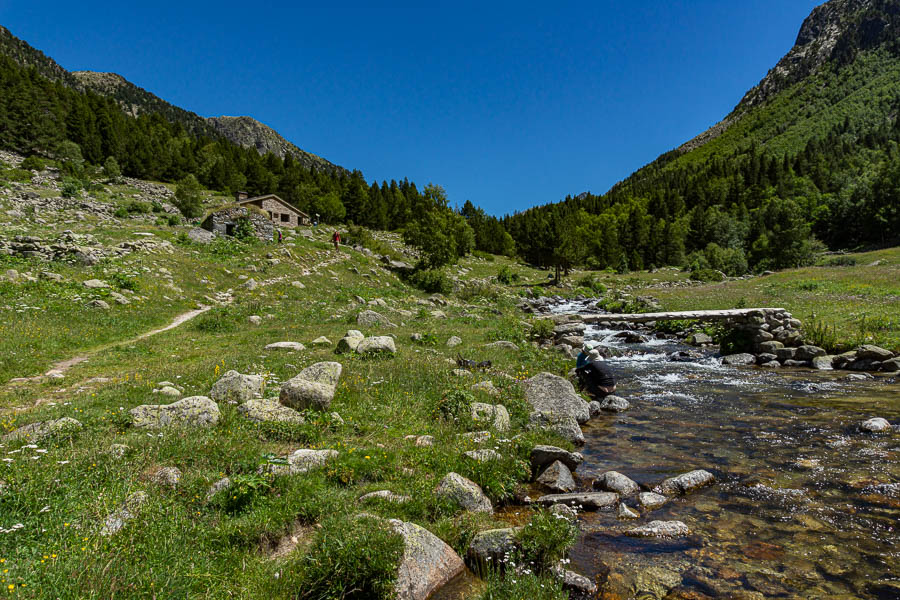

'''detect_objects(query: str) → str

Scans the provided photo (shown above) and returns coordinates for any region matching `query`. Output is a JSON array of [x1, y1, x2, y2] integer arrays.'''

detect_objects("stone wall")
[[200, 207, 273, 242]]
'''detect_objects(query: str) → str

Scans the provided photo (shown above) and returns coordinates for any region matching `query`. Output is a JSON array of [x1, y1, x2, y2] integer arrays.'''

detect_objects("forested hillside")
[[505, 0, 900, 274]]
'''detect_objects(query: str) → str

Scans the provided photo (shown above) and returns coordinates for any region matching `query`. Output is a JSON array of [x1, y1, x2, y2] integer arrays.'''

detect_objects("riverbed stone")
[[130, 396, 219, 428], [470, 402, 510, 431], [598, 395, 630, 412], [881, 358, 900, 372], [549, 503, 578, 520], [626, 520, 690, 539], [760, 360, 781, 368], [617, 503, 640, 519], [537, 491, 618, 511], [685, 332, 713, 346], [848, 357, 883, 371], [756, 353, 778, 364], [536, 460, 576, 493], [654, 469, 715, 496], [811, 355, 835, 370], [723, 353, 756, 366], [356, 336, 397, 355], [435, 472, 492, 513], [856, 344, 894, 361], [552, 567, 598, 600], [466, 528, 518, 573], [524, 372, 590, 423], [638, 492, 668, 509], [530, 445, 584, 473], [594, 470, 640, 496], [2, 417, 82, 442], [390, 518, 465, 600], [209, 370, 264, 404], [239, 399, 305, 424], [758, 340, 784, 354], [860, 417, 892, 433], [776, 347, 798, 361], [795, 345, 827, 361]]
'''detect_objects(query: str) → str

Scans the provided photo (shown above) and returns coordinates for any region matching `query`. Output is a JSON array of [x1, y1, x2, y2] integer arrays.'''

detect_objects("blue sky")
[[1, 1, 820, 215]]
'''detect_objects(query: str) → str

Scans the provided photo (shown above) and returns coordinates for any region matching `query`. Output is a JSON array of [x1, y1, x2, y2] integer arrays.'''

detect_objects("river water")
[[554, 301, 900, 599]]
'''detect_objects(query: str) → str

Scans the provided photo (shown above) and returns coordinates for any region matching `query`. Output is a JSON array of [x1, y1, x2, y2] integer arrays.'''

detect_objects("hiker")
[[277, 229, 283, 244], [575, 346, 617, 399], [332, 229, 341, 251]]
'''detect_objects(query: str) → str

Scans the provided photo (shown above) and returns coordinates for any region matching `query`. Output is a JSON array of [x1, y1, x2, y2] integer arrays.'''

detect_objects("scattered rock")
[[2, 417, 82, 442], [470, 402, 510, 431], [100, 491, 148, 536], [206, 477, 232, 500], [209, 370, 265, 404], [357, 309, 396, 328], [129, 396, 220, 428], [108, 443, 130, 458], [261, 448, 338, 476], [156, 386, 181, 397], [617, 503, 640, 519], [552, 567, 598, 600], [310, 336, 332, 346], [856, 344, 893, 361], [860, 417, 892, 433], [151, 466, 182, 488], [722, 353, 756, 366], [794, 345, 827, 361], [463, 449, 502, 463], [536, 492, 618, 511], [811, 355, 835, 370], [239, 399, 305, 424], [248, 315, 262, 326], [626, 520, 690, 539], [336, 330, 365, 353], [685, 333, 713, 346], [446, 336, 462, 347], [536, 460, 576, 493], [434, 472, 493, 513], [530, 445, 583, 473], [484, 341, 519, 351], [356, 336, 397, 355], [279, 362, 342, 411], [83, 279, 109, 289], [467, 528, 518, 573], [265, 341, 306, 352], [451, 368, 472, 377], [598, 395, 630, 412], [471, 380, 500, 397], [638, 492, 668, 509], [528, 412, 584, 445], [359, 490, 411, 504], [549, 503, 578, 520], [89, 299, 110, 310]]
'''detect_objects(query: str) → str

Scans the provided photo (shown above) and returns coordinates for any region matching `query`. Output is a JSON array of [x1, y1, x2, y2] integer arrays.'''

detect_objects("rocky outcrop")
[[2, 417, 82, 442]]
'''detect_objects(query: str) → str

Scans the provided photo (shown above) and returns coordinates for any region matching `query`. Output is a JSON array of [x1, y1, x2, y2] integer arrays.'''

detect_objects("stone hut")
[[234, 192, 310, 227], [200, 205, 274, 242]]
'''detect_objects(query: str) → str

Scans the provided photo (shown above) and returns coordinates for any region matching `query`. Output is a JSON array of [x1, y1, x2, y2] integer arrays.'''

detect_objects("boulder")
[[336, 330, 366, 353], [89, 299, 110, 310], [722, 353, 756, 366], [470, 402, 510, 431], [536, 492, 618, 511], [776, 347, 798, 361], [130, 396, 220, 429], [484, 341, 519, 351], [524, 373, 590, 423], [593, 471, 640, 496], [446, 336, 462, 348], [528, 412, 584, 445], [310, 336, 332, 346], [530, 445, 584, 473], [151, 466, 182, 488], [265, 342, 306, 352], [794, 345, 827, 361], [248, 315, 262, 326], [653, 469, 715, 496], [811, 355, 835, 370], [882, 358, 900, 372], [2, 417, 82, 442], [685, 333, 713, 346], [100, 491, 148, 536], [857, 345, 894, 361], [552, 567, 598, 600], [598, 395, 630, 413], [536, 460, 576, 493], [209, 370, 264, 404], [359, 490, 411, 504], [390, 519, 465, 600], [626, 520, 690, 539], [187, 228, 215, 244], [239, 399, 305, 424], [357, 309, 396, 328], [356, 336, 397, 355], [549, 503, 578, 520], [617, 503, 640, 520], [463, 449, 502, 463], [758, 340, 784, 354], [434, 472, 492, 513], [467, 528, 518, 573], [860, 417, 892, 433], [206, 477, 232, 500], [157, 386, 181, 397], [261, 448, 338, 476], [638, 492, 668, 509], [279, 362, 342, 412], [83, 279, 109, 289]]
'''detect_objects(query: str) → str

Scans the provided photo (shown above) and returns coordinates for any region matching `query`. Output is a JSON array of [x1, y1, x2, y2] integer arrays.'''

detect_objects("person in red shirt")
[[332, 230, 341, 251]]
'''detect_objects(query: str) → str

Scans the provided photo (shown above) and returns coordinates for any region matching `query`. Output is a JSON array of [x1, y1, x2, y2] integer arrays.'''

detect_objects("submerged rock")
[[598, 395, 630, 412], [626, 520, 690, 539], [594, 471, 640, 496], [638, 492, 668, 509], [722, 353, 756, 366], [654, 469, 715, 496], [536, 492, 618, 511], [860, 417, 893, 433]]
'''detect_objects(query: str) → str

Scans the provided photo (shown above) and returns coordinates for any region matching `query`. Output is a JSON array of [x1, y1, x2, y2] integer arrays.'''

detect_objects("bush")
[[194, 305, 242, 332], [457, 281, 500, 302], [285, 515, 404, 600], [478, 570, 568, 600], [530, 319, 554, 341], [433, 389, 475, 424], [497, 265, 519, 285], [473, 250, 496, 261], [689, 268, 725, 283], [575, 274, 606, 295], [406, 268, 452, 294], [1, 168, 33, 182], [233, 216, 256, 240], [126, 201, 152, 214], [113, 207, 129, 219], [515, 509, 578, 572], [166, 214, 180, 226], [61, 177, 81, 198], [210, 472, 272, 514], [20, 156, 45, 171], [103, 156, 122, 182], [109, 272, 139, 291], [151, 201, 165, 213], [174, 174, 203, 219], [821, 255, 857, 267]]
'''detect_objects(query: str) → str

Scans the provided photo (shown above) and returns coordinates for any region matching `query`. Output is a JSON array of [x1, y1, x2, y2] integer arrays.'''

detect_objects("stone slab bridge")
[[580, 308, 804, 352]]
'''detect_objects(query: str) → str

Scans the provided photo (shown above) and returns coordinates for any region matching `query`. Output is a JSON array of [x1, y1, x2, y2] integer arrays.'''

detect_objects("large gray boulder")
[[390, 519, 465, 600], [528, 412, 584, 445], [722, 353, 756, 366], [356, 336, 397, 355], [238, 399, 305, 424], [471, 402, 510, 431], [434, 472, 492, 513], [2, 417, 82, 442], [530, 445, 584, 473], [653, 469, 715, 496], [279, 362, 342, 411], [857, 345, 894, 361], [536, 460, 576, 493], [795, 345, 827, 361], [524, 373, 590, 424], [336, 330, 366, 353], [594, 471, 640, 496], [209, 370, 264, 404], [860, 417, 892, 433], [536, 492, 618, 511], [130, 396, 220, 428], [598, 395, 630, 413]]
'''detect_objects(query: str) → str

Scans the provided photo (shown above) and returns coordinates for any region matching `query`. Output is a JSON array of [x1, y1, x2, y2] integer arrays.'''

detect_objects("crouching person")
[[575, 347, 617, 399]]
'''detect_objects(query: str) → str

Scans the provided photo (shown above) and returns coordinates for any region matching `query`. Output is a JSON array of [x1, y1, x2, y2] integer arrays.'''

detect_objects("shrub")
[[412, 332, 438, 346], [286, 515, 405, 600], [433, 389, 475, 424], [689, 268, 725, 283], [457, 280, 500, 302], [473, 250, 496, 261], [113, 206, 129, 219], [515, 509, 578, 572], [462, 451, 530, 503], [821, 255, 857, 267], [575, 274, 606, 295], [406, 268, 452, 294], [166, 214, 180, 226], [151, 200, 165, 213], [210, 472, 273, 514], [497, 265, 519, 285], [530, 319, 554, 341], [61, 177, 81, 198], [343, 225, 402, 261], [174, 174, 203, 219], [1, 168, 33, 182], [108, 272, 139, 291], [103, 156, 122, 182], [194, 305, 242, 332], [126, 201, 152, 214], [233, 216, 256, 240], [20, 156, 45, 171], [477, 569, 568, 600]]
